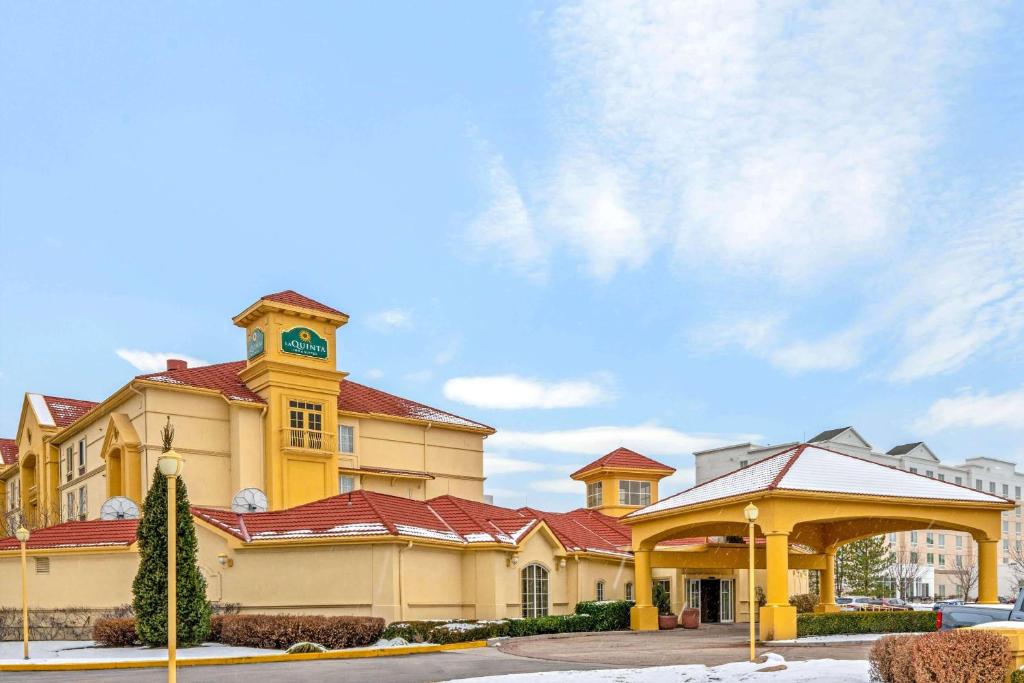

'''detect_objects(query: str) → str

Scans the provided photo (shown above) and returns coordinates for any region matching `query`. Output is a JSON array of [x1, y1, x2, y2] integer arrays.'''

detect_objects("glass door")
[[720, 579, 734, 623], [687, 579, 701, 610]]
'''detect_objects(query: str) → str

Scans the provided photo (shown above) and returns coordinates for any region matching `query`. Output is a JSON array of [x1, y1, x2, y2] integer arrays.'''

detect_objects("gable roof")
[[0, 519, 138, 551], [43, 396, 99, 428], [0, 439, 17, 466], [628, 443, 1010, 518], [260, 290, 347, 317], [886, 442, 923, 456], [134, 361, 492, 432], [571, 447, 675, 479]]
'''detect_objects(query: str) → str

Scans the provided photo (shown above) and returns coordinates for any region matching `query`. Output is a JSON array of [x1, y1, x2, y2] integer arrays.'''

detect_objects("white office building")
[[694, 427, 1024, 600]]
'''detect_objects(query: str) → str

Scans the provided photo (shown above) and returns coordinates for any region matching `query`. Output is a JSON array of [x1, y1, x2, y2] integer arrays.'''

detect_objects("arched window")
[[625, 582, 634, 601], [596, 580, 605, 601], [521, 564, 549, 617]]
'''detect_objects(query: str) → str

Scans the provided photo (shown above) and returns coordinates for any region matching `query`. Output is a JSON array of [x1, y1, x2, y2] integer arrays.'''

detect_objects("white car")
[[838, 595, 874, 611]]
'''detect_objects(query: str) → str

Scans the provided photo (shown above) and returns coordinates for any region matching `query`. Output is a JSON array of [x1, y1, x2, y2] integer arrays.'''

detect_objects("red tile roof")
[[0, 438, 17, 466], [260, 290, 347, 317], [571, 447, 675, 479], [0, 519, 138, 551], [42, 396, 99, 428], [134, 361, 491, 431]]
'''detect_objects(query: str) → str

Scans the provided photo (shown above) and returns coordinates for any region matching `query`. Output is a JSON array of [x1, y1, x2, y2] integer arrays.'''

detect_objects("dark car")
[[936, 589, 1023, 630]]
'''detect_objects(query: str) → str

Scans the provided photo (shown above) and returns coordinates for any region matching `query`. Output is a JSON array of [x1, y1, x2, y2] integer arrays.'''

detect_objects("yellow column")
[[630, 549, 658, 631], [759, 532, 797, 641], [814, 551, 839, 613], [977, 539, 998, 604]]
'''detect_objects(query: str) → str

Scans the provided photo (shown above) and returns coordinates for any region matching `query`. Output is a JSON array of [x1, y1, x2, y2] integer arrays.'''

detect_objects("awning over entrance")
[[620, 444, 1013, 640]]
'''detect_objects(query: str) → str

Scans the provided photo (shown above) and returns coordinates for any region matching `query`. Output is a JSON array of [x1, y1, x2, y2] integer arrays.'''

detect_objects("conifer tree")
[[132, 418, 211, 647], [835, 536, 891, 597]]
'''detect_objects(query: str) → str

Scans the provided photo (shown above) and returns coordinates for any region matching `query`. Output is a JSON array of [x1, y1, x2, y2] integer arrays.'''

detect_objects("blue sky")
[[1, 2, 1022, 512]]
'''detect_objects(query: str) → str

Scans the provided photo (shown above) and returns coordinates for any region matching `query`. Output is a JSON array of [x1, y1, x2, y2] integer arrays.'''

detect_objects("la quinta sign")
[[281, 326, 328, 360], [247, 328, 265, 359]]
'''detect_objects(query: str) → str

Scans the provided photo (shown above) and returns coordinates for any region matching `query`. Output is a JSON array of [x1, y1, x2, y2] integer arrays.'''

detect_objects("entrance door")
[[700, 578, 721, 623], [687, 579, 700, 615], [720, 579, 734, 623]]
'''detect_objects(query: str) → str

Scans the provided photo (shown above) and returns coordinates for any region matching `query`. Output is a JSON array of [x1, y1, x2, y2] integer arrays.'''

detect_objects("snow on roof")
[[630, 444, 1010, 518], [27, 393, 55, 427], [571, 447, 675, 479]]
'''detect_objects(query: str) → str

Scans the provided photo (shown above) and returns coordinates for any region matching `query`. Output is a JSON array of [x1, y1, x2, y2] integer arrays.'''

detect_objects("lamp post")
[[744, 503, 759, 663], [15, 525, 30, 660], [157, 449, 184, 683]]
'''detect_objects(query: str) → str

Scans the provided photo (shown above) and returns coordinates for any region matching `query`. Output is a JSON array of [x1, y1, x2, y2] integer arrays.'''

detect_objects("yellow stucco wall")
[[0, 550, 138, 609]]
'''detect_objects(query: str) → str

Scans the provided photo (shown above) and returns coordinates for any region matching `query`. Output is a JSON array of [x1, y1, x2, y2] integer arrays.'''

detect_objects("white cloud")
[[367, 309, 412, 331], [443, 374, 612, 409], [531, 478, 583, 494], [489, 423, 752, 457], [466, 149, 548, 282], [661, 466, 696, 495], [914, 387, 1024, 433], [484, 453, 550, 475], [115, 349, 208, 374], [365, 368, 385, 379]]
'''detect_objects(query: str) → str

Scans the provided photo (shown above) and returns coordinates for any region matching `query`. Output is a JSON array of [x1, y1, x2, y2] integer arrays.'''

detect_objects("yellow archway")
[[99, 414, 142, 503], [622, 445, 1012, 640]]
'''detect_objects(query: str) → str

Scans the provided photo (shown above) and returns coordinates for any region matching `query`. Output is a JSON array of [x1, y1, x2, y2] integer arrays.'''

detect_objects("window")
[[938, 584, 946, 597], [909, 467, 918, 474], [618, 480, 651, 507], [1005, 484, 1011, 497], [78, 439, 86, 476], [956, 536, 963, 549], [955, 476, 962, 486], [521, 564, 549, 617], [66, 492, 75, 521], [977, 479, 983, 490], [910, 531, 918, 544], [991, 482, 997, 493], [1017, 522, 1021, 535], [288, 400, 323, 449], [926, 470, 933, 478], [888, 533, 897, 545], [938, 554, 945, 567], [739, 460, 748, 468], [625, 582, 634, 602], [65, 446, 74, 482], [955, 555, 963, 568], [1004, 521, 1010, 534], [338, 425, 355, 454], [926, 532, 934, 546], [596, 580, 605, 601], [927, 553, 934, 565], [339, 475, 355, 494], [910, 552, 919, 564], [938, 534, 945, 548], [1017, 486, 1022, 500], [586, 482, 603, 509], [938, 473, 945, 481], [78, 485, 87, 520]]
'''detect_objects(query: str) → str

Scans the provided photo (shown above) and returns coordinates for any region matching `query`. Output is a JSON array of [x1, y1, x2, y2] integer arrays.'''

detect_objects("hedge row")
[[382, 614, 598, 645], [574, 600, 632, 631], [869, 630, 1010, 683], [93, 614, 385, 650], [797, 610, 936, 637]]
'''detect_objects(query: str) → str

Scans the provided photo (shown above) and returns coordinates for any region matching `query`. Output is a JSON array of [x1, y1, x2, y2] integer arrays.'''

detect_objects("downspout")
[[398, 541, 414, 620]]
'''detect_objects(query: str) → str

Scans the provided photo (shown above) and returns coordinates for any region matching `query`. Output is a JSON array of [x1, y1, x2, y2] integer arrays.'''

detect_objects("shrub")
[[286, 641, 327, 654], [506, 614, 595, 637], [219, 615, 384, 650], [797, 610, 935, 637], [381, 620, 439, 643], [575, 600, 633, 631], [92, 617, 138, 647], [789, 593, 819, 614], [209, 614, 229, 643], [1011, 668, 1024, 683], [653, 584, 672, 615], [869, 635, 915, 683], [909, 629, 1009, 683], [425, 621, 510, 644]]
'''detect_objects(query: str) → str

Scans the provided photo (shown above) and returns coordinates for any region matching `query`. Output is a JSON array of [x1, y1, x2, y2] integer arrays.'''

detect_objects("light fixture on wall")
[[559, 558, 567, 569], [507, 554, 519, 567], [217, 553, 233, 568]]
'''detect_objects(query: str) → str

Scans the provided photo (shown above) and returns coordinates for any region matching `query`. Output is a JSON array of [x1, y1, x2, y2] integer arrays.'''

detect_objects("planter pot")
[[681, 608, 700, 629], [658, 614, 678, 630]]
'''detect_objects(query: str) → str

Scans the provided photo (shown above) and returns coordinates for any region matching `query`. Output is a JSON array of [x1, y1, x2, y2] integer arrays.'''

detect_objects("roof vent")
[[166, 359, 188, 371]]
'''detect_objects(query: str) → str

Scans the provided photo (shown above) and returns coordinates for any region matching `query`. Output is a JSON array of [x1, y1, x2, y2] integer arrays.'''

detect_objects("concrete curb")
[[0, 639, 486, 671]]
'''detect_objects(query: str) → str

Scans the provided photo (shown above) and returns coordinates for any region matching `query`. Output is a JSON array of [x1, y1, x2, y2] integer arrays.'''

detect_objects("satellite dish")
[[100, 496, 140, 520], [231, 488, 268, 514]]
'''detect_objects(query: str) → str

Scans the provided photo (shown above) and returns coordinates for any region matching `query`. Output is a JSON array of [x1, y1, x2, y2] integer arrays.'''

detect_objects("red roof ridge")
[[571, 447, 675, 479], [767, 444, 805, 489], [260, 290, 347, 317], [358, 490, 399, 535]]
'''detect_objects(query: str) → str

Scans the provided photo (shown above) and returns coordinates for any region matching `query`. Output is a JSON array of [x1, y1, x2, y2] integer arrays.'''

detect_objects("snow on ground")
[[449, 654, 870, 682], [973, 620, 1024, 629], [769, 632, 928, 644], [0, 637, 429, 664]]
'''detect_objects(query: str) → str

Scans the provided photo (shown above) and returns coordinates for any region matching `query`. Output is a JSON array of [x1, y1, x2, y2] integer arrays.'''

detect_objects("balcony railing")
[[281, 428, 336, 452]]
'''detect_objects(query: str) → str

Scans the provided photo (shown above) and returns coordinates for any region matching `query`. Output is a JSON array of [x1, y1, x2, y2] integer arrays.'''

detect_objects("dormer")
[[570, 447, 675, 518], [807, 426, 872, 455], [886, 442, 939, 462]]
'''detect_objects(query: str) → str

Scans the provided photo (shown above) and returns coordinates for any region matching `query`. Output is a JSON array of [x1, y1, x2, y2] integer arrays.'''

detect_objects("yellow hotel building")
[[0, 291, 806, 623]]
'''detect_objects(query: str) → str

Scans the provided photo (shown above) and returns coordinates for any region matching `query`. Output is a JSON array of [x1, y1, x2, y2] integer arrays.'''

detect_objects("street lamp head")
[[14, 526, 29, 543], [744, 502, 759, 522], [157, 449, 184, 478]]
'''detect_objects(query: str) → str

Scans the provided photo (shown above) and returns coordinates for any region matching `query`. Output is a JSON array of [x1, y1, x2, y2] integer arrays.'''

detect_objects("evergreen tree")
[[132, 419, 210, 647], [836, 536, 891, 597]]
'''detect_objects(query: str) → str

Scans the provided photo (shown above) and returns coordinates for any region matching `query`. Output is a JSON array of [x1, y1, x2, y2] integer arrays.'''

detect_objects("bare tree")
[[1007, 542, 1024, 593], [886, 550, 924, 599], [950, 552, 979, 601]]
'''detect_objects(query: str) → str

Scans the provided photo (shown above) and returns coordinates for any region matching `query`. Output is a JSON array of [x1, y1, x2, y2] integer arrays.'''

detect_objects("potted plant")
[[654, 584, 677, 629]]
